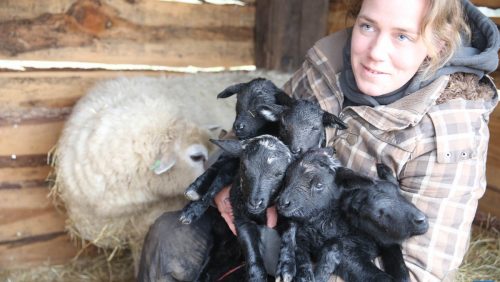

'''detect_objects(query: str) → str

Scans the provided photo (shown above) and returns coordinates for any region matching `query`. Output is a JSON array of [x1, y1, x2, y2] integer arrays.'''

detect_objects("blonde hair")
[[345, 0, 471, 78]]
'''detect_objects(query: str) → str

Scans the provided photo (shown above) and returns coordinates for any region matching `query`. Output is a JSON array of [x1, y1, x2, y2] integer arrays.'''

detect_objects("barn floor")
[[0, 224, 498, 282]]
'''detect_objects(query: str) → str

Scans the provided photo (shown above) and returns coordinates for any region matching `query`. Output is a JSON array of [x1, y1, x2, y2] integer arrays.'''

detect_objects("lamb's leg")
[[314, 240, 341, 282], [179, 159, 238, 224], [185, 154, 235, 200], [294, 244, 315, 282], [341, 253, 394, 282], [380, 244, 409, 282], [275, 222, 297, 282], [235, 219, 267, 282]]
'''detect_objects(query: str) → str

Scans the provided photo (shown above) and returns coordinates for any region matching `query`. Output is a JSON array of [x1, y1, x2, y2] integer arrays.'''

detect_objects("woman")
[[139, 0, 499, 281]]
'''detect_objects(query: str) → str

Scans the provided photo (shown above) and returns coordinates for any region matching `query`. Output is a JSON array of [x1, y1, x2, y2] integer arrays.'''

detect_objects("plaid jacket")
[[283, 30, 499, 281]]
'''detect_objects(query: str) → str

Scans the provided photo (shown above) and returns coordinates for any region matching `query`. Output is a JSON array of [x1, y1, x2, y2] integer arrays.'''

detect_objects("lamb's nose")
[[235, 123, 245, 131], [291, 147, 301, 155], [414, 213, 428, 225], [249, 198, 264, 210], [280, 199, 291, 209]]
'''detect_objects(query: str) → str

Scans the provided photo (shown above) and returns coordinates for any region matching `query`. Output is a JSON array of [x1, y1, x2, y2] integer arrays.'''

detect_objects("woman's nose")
[[368, 35, 391, 61]]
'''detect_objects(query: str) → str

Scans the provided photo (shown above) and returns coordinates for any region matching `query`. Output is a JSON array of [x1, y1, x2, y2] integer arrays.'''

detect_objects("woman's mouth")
[[363, 65, 387, 75]]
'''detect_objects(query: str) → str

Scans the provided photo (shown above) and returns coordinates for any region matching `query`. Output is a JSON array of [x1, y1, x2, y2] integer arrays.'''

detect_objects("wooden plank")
[[0, 166, 51, 188], [255, 0, 330, 72], [478, 185, 500, 219], [0, 0, 255, 27], [485, 105, 500, 189], [0, 232, 80, 269], [0, 186, 66, 242], [0, 120, 65, 156], [0, 0, 255, 67], [471, 0, 500, 8], [327, 0, 353, 34], [0, 71, 178, 110]]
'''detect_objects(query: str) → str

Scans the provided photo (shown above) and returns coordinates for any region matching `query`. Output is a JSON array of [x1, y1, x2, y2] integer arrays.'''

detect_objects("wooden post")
[[255, 0, 330, 72]]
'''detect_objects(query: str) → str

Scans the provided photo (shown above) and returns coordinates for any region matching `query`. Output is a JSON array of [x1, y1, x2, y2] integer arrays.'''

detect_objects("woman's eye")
[[360, 23, 373, 32], [397, 34, 410, 42]]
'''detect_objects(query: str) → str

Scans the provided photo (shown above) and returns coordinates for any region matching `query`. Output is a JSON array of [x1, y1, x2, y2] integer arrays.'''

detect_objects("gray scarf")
[[340, 0, 500, 107]]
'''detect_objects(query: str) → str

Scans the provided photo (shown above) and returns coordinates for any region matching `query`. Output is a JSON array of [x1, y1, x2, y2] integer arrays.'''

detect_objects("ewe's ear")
[[217, 82, 246, 98], [150, 154, 176, 175], [376, 163, 398, 185], [323, 112, 348, 129], [256, 104, 287, 122], [210, 139, 243, 156]]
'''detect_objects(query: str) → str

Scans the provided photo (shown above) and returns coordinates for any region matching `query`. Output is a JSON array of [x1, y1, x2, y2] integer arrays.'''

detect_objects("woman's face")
[[351, 0, 429, 96]]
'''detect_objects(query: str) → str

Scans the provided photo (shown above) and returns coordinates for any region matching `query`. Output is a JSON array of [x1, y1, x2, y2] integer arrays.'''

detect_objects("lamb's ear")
[[319, 147, 336, 157], [275, 90, 294, 106], [376, 163, 398, 185], [210, 139, 243, 156], [217, 83, 246, 98], [349, 191, 366, 213], [323, 112, 348, 129], [256, 104, 287, 122]]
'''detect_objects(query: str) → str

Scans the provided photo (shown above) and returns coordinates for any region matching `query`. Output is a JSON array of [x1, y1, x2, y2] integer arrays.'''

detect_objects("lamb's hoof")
[[185, 189, 200, 201], [276, 273, 293, 282], [178, 213, 193, 225], [276, 259, 296, 282]]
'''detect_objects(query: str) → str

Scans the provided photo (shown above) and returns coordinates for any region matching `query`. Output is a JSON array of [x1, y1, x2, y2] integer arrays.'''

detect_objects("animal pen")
[[0, 0, 498, 281]]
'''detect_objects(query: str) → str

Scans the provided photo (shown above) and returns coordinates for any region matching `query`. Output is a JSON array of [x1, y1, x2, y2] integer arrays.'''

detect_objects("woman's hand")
[[214, 186, 236, 235], [214, 186, 278, 236]]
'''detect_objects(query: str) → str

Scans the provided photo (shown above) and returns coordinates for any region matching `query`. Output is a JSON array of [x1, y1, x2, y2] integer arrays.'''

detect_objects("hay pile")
[[1, 224, 497, 282]]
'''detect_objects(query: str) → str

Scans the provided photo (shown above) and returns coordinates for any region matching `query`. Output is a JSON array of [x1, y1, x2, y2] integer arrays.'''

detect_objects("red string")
[[216, 262, 246, 281]]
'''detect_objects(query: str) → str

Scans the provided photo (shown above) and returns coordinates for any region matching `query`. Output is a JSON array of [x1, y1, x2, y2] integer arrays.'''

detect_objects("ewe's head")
[[277, 148, 342, 220], [345, 164, 429, 245], [146, 119, 217, 197], [217, 78, 284, 139], [258, 99, 347, 155], [211, 135, 292, 214]]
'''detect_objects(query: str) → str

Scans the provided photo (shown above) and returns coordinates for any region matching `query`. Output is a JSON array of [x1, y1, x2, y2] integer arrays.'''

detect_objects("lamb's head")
[[277, 148, 342, 221], [211, 135, 292, 214], [344, 164, 429, 245], [257, 99, 347, 155], [217, 78, 286, 139]]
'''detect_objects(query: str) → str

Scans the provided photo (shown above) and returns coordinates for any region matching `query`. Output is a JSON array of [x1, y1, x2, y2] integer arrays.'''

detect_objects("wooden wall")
[[0, 0, 498, 271], [0, 0, 255, 270]]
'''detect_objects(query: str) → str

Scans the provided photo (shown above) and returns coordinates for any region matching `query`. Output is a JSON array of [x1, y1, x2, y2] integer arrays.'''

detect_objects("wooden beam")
[[0, 0, 255, 68], [255, 0, 330, 72]]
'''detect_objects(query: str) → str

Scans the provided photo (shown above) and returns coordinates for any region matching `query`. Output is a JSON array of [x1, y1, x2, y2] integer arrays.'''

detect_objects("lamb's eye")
[[314, 182, 324, 191], [274, 171, 284, 177], [311, 126, 320, 131]]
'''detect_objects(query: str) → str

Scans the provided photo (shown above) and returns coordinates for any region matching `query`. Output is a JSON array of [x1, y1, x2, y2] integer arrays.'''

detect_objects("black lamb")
[[180, 78, 346, 224], [201, 135, 292, 282], [276, 148, 429, 282]]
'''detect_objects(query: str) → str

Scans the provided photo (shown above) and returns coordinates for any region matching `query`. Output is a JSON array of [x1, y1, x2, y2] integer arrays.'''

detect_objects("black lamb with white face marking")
[[276, 149, 429, 282], [209, 135, 292, 282]]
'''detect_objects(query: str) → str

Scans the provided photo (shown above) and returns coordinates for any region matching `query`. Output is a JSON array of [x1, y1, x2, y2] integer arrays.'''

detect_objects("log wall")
[[0, 0, 498, 270]]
